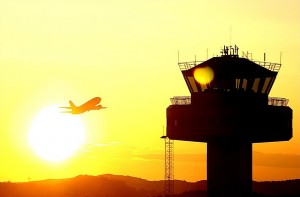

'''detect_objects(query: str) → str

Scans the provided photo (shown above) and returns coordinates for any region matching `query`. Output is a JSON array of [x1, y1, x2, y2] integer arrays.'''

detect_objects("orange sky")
[[0, 0, 299, 182]]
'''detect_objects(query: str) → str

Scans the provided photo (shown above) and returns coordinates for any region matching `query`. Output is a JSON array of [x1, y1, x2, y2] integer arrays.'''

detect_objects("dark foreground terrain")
[[0, 174, 299, 197]]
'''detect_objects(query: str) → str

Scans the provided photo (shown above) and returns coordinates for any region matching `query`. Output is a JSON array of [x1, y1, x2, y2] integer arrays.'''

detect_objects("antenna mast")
[[230, 26, 232, 45], [161, 135, 174, 197]]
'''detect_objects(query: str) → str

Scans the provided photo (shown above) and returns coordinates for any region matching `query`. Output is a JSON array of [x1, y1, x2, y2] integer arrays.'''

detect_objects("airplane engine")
[[95, 105, 102, 110]]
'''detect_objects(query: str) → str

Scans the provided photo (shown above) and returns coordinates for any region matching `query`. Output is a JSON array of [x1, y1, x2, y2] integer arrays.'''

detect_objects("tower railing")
[[253, 61, 281, 72], [178, 60, 281, 72], [170, 96, 191, 105], [268, 97, 289, 106], [170, 96, 289, 106], [178, 61, 204, 71]]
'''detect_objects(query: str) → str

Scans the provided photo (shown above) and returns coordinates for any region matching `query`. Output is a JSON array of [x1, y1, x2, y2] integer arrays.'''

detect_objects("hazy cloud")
[[81, 142, 300, 169], [132, 151, 300, 169], [253, 151, 300, 168]]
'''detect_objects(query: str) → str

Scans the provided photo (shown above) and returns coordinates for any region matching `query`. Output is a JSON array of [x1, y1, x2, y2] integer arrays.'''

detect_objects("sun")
[[28, 105, 86, 163], [194, 66, 214, 84]]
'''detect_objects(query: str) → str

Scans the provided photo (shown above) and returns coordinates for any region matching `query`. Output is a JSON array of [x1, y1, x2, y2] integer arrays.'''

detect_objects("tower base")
[[207, 139, 252, 197]]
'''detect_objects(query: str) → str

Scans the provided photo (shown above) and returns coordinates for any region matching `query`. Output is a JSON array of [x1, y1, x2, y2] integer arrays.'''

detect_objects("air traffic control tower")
[[166, 45, 293, 197]]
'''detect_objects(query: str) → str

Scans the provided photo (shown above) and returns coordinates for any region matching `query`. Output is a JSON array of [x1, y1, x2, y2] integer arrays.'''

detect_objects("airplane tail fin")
[[69, 100, 77, 110]]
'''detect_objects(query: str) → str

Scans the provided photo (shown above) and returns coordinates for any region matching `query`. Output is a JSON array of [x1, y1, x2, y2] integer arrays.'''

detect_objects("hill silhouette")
[[0, 174, 299, 197]]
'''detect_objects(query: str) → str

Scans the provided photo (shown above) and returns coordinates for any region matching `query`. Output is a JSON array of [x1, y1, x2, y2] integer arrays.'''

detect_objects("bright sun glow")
[[28, 105, 86, 163], [194, 66, 214, 84]]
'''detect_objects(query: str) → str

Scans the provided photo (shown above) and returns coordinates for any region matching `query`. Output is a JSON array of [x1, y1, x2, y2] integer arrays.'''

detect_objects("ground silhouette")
[[0, 174, 299, 197]]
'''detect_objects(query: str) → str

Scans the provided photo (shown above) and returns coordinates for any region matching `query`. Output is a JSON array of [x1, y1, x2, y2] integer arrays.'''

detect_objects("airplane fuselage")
[[61, 97, 106, 114]]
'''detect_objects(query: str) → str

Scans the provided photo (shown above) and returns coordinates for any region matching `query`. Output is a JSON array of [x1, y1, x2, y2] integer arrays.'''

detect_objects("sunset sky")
[[0, 0, 299, 182]]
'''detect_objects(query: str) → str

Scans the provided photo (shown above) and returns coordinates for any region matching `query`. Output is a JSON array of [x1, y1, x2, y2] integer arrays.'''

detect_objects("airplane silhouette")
[[60, 97, 106, 114]]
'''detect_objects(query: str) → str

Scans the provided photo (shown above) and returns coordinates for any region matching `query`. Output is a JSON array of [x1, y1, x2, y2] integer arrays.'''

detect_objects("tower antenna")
[[230, 26, 232, 45], [206, 48, 208, 59]]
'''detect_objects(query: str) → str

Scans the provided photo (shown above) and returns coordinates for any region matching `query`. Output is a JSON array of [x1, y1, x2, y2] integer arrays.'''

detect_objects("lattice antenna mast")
[[161, 134, 174, 197]]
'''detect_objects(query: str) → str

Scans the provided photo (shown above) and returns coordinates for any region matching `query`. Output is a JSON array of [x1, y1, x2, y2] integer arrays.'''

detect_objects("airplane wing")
[[59, 106, 72, 114], [60, 111, 72, 113]]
